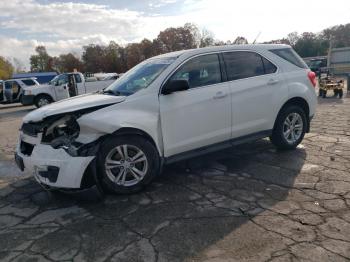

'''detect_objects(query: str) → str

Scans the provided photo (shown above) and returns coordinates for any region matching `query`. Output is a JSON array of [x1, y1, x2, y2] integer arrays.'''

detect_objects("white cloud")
[[0, 0, 182, 68], [181, 0, 350, 42]]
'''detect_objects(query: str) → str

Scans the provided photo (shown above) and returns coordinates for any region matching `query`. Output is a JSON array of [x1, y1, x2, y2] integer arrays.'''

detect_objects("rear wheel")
[[97, 135, 160, 194], [35, 95, 52, 108], [270, 105, 307, 150], [322, 90, 327, 98], [318, 89, 323, 97], [338, 89, 343, 98]]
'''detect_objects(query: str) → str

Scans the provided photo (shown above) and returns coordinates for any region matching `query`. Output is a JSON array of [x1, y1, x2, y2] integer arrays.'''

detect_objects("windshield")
[[49, 75, 59, 85], [104, 57, 176, 96]]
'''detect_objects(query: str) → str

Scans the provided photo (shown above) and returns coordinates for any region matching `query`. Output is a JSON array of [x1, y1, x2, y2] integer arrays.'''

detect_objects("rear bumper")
[[15, 132, 95, 189], [21, 95, 35, 105]]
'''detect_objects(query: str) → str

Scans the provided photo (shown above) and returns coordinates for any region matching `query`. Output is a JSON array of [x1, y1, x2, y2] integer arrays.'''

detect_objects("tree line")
[[1, 23, 350, 79]]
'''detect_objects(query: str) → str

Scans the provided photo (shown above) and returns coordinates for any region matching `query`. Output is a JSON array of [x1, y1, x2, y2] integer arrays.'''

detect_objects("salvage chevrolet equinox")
[[15, 45, 317, 194]]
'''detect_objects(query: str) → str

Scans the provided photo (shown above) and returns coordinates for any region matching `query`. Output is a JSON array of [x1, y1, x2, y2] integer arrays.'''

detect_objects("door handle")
[[213, 91, 227, 99], [267, 79, 279, 85]]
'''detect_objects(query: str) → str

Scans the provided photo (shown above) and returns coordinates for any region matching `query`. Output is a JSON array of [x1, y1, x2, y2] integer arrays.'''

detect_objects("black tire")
[[19, 95, 24, 105], [97, 135, 160, 194], [322, 90, 327, 98], [34, 95, 52, 108], [318, 89, 323, 97], [270, 105, 307, 150], [338, 89, 343, 98]]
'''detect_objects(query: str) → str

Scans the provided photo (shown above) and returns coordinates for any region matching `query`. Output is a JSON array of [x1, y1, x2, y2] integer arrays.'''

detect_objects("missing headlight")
[[42, 115, 80, 148]]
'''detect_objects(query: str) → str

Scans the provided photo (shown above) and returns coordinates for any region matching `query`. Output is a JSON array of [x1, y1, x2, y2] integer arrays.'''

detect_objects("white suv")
[[15, 44, 317, 194]]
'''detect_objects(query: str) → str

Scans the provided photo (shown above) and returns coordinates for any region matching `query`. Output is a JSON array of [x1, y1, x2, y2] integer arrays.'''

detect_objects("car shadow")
[[0, 139, 307, 261]]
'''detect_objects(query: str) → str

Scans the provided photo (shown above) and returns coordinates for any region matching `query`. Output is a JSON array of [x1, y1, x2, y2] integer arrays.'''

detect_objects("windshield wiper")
[[101, 89, 123, 96]]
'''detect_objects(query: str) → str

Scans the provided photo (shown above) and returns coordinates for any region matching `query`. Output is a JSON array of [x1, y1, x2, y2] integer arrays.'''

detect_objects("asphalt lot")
[[0, 95, 350, 262]]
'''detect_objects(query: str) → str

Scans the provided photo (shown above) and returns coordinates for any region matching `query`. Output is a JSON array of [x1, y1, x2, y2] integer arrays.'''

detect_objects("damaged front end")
[[16, 107, 109, 190]]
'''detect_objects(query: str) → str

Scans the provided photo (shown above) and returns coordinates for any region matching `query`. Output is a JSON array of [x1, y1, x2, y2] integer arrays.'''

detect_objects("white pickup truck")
[[0, 78, 41, 105], [21, 72, 116, 108]]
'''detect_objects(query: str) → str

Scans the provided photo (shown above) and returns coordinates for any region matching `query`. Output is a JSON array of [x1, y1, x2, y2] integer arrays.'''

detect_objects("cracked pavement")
[[0, 96, 350, 262]]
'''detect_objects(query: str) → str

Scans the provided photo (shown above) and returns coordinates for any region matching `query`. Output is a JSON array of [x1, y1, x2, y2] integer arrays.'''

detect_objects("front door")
[[160, 53, 231, 157]]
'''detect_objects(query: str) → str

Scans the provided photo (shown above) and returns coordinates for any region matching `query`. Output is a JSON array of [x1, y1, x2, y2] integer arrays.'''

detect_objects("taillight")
[[308, 71, 317, 88]]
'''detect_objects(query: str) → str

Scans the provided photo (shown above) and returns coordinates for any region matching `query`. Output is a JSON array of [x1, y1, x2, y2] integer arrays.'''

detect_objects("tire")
[[318, 89, 323, 97], [35, 95, 52, 108], [97, 135, 160, 194], [338, 89, 343, 98], [270, 105, 307, 150], [19, 95, 24, 105]]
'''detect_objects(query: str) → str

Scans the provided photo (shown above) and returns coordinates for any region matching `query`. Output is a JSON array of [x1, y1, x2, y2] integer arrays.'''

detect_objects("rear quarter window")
[[270, 48, 308, 69]]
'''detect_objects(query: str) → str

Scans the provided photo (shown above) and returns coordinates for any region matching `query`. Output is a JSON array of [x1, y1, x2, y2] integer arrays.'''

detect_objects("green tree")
[[233, 36, 248, 45], [82, 44, 105, 72], [0, 56, 14, 80], [156, 26, 197, 53], [56, 53, 83, 73], [30, 46, 53, 72]]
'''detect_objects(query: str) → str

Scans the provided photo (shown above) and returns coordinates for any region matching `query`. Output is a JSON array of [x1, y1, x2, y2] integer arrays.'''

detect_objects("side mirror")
[[162, 80, 189, 95]]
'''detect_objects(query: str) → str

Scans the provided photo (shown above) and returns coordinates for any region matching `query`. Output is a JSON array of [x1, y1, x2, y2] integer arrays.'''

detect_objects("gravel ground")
[[0, 95, 350, 262]]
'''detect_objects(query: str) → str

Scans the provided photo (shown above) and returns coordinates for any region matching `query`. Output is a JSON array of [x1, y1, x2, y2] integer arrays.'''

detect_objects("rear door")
[[160, 53, 232, 157], [4, 81, 19, 102], [222, 51, 282, 138]]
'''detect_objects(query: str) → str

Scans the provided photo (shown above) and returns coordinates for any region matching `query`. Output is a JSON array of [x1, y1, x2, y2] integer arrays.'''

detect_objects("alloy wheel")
[[283, 112, 303, 144], [104, 144, 148, 187]]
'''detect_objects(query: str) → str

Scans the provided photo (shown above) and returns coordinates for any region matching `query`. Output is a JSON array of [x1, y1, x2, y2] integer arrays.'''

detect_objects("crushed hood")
[[23, 93, 125, 123]]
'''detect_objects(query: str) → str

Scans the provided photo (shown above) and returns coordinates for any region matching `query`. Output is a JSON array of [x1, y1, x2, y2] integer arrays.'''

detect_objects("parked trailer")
[[328, 46, 350, 92], [12, 72, 58, 84]]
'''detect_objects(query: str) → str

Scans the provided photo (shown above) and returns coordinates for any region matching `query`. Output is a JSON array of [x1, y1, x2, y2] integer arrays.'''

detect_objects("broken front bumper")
[[15, 132, 95, 189]]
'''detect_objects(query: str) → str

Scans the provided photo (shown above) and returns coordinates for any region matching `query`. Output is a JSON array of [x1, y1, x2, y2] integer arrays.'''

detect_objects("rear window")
[[21, 79, 36, 86], [74, 74, 82, 83], [270, 48, 307, 69]]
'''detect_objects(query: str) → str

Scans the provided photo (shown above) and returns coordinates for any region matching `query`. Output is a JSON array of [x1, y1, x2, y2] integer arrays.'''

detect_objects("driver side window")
[[57, 75, 68, 86], [170, 54, 222, 89]]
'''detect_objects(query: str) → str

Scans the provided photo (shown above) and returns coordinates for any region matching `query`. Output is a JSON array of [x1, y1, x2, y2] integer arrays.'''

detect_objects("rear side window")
[[74, 74, 82, 83], [21, 79, 36, 86], [170, 54, 221, 89], [270, 48, 307, 69], [262, 57, 277, 74], [223, 51, 265, 80]]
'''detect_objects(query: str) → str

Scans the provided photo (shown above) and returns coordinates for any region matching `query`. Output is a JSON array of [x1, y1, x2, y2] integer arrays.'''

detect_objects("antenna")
[[252, 32, 261, 44]]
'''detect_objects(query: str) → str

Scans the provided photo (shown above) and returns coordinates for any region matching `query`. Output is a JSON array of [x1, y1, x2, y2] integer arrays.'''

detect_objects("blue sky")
[[0, 0, 349, 70]]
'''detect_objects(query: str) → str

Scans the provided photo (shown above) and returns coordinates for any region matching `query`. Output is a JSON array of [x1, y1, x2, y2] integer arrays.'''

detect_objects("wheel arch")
[[112, 127, 160, 154], [275, 97, 311, 132], [34, 93, 54, 102], [80, 127, 161, 189]]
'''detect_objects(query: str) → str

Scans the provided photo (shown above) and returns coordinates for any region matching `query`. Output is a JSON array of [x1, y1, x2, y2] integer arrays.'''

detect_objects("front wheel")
[[34, 95, 52, 108], [97, 135, 160, 194], [270, 105, 307, 150]]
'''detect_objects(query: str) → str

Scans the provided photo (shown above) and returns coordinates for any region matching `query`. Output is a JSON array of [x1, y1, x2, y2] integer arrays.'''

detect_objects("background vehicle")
[[0, 78, 40, 105], [318, 71, 344, 98], [21, 72, 116, 108], [304, 57, 327, 76], [15, 44, 317, 195], [12, 72, 58, 84]]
